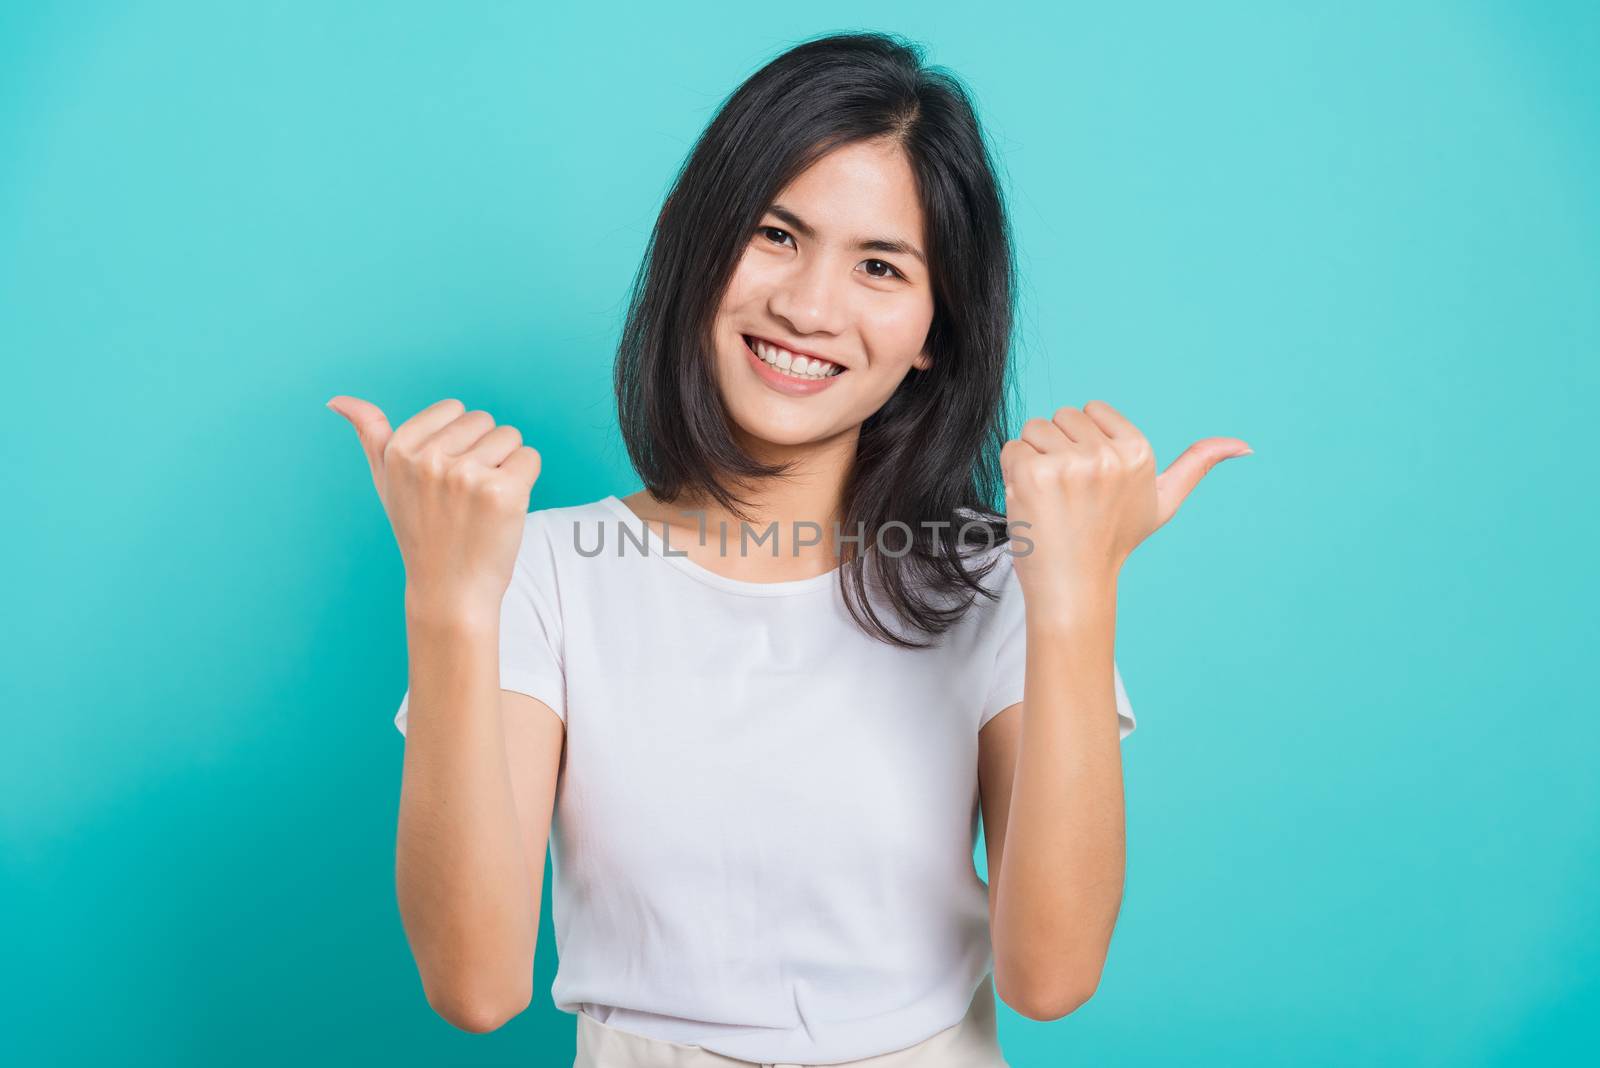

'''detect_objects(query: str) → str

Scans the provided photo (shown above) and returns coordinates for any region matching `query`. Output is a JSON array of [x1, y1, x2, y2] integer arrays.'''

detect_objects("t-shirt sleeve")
[[394, 513, 567, 735], [978, 559, 1137, 739]]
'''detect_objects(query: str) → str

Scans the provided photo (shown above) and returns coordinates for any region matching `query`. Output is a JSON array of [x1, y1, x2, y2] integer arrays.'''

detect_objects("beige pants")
[[572, 974, 1009, 1067]]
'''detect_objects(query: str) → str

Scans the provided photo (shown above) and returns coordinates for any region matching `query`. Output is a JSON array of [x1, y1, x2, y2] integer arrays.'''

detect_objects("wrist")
[[1020, 570, 1119, 631], [404, 588, 500, 632]]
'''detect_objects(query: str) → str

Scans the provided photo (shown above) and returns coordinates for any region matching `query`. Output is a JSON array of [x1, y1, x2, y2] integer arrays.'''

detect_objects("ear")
[[912, 348, 933, 372]]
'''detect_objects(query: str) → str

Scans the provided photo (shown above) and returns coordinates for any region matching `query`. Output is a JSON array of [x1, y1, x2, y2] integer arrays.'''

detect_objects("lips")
[[740, 335, 845, 395], [743, 334, 846, 374]]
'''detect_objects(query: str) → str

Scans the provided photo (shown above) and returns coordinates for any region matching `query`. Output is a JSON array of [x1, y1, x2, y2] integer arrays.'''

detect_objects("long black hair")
[[614, 30, 1020, 648]]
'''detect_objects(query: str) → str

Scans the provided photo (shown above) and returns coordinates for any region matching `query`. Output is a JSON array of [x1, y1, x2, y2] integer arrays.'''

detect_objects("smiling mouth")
[[743, 335, 845, 380]]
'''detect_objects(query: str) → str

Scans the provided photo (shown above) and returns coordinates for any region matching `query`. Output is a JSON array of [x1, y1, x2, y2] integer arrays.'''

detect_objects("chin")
[[726, 401, 843, 449]]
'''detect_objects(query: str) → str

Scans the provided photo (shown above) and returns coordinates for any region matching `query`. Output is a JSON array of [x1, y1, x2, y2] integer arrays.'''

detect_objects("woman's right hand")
[[327, 396, 543, 619]]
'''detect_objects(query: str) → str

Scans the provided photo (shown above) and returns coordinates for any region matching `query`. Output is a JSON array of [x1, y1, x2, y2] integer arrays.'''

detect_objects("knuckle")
[[477, 477, 507, 503], [487, 477, 528, 514], [445, 459, 482, 488], [420, 449, 451, 481]]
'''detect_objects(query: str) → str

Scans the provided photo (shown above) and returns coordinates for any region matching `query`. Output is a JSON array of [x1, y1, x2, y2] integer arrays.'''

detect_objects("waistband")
[[571, 974, 1009, 1067]]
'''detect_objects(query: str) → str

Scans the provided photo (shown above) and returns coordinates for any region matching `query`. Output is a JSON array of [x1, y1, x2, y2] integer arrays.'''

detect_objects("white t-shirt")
[[395, 494, 1135, 1063]]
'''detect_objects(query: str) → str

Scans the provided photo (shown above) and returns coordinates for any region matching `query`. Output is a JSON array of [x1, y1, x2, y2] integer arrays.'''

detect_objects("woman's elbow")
[[995, 965, 1101, 1022], [427, 979, 533, 1033]]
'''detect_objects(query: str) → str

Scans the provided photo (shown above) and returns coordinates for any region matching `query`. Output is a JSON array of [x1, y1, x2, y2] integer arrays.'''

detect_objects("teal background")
[[3, 1, 1595, 1064]]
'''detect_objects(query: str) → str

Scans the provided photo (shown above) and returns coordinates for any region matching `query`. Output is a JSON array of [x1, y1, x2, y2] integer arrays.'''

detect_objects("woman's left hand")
[[1000, 400, 1251, 611]]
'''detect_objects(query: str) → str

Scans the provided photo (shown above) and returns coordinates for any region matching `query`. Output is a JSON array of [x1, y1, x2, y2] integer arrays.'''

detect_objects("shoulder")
[[524, 496, 616, 548], [952, 533, 1021, 642], [949, 507, 1015, 593], [915, 525, 1019, 635], [506, 498, 618, 612]]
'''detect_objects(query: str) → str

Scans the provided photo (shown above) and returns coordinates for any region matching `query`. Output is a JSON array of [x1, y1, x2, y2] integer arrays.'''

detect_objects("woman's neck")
[[629, 426, 861, 576]]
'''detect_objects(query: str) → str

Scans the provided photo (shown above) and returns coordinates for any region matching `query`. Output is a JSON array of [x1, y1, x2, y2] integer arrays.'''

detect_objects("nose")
[[767, 253, 848, 337]]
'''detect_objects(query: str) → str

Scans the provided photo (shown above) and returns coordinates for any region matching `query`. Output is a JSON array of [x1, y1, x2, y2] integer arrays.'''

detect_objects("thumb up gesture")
[[326, 396, 543, 619], [1001, 400, 1250, 611]]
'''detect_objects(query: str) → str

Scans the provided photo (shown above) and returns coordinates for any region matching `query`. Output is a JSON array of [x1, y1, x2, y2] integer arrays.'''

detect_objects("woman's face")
[[712, 137, 935, 450]]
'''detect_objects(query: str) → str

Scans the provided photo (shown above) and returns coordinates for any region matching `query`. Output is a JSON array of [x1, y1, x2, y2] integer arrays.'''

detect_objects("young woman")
[[330, 31, 1248, 1068]]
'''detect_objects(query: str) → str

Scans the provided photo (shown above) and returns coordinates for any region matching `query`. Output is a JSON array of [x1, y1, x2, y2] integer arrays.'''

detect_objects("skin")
[[327, 134, 1251, 1031]]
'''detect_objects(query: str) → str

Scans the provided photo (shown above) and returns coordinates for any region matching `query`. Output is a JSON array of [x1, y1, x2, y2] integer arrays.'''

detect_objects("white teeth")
[[751, 338, 842, 380]]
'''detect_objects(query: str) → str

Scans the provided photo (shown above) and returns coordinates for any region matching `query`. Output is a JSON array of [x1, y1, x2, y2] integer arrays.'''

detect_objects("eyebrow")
[[766, 203, 926, 266]]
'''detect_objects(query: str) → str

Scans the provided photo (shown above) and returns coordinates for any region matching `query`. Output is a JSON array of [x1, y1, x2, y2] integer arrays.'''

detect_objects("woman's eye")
[[863, 259, 903, 280], [758, 225, 793, 247]]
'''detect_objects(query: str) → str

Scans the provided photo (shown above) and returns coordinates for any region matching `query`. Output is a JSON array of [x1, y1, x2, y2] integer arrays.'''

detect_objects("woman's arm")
[[327, 394, 560, 1032], [395, 600, 563, 1032], [984, 399, 1249, 1019], [982, 583, 1124, 1021]]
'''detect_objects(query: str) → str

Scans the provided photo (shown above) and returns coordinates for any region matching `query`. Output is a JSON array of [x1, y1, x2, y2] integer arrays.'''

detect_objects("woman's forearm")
[[394, 601, 538, 1031], [990, 580, 1127, 1015]]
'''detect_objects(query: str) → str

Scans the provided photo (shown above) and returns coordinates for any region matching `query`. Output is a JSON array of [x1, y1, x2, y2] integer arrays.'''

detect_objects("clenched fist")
[[1000, 399, 1250, 615], [326, 396, 543, 618]]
